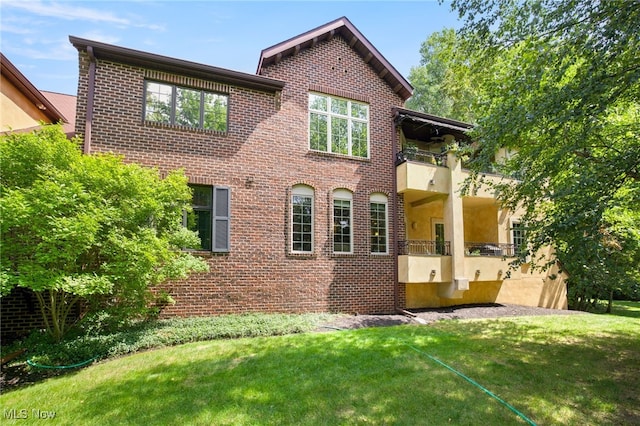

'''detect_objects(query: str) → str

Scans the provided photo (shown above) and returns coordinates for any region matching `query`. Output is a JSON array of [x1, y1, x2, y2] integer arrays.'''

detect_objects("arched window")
[[370, 193, 388, 254], [291, 185, 314, 253], [333, 189, 353, 253]]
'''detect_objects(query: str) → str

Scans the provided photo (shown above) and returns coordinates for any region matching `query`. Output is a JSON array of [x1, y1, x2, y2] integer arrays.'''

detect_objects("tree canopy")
[[422, 0, 640, 308], [0, 125, 208, 340], [406, 28, 477, 123]]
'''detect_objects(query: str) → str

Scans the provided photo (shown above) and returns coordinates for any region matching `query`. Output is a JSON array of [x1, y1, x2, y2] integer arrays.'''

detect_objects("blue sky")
[[1, 1, 463, 95]]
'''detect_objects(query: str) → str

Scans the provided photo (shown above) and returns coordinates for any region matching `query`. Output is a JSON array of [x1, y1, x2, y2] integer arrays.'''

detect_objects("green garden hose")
[[27, 355, 100, 370], [405, 343, 537, 426]]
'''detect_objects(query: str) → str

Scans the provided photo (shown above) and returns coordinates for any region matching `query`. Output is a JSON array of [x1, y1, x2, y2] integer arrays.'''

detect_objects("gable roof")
[[41, 91, 77, 137], [1, 52, 68, 126], [69, 36, 285, 94], [257, 17, 413, 101]]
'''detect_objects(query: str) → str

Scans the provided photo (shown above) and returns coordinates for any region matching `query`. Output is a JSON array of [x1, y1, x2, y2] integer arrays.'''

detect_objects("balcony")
[[398, 240, 451, 283], [398, 240, 520, 283], [398, 240, 451, 256], [396, 148, 447, 167], [396, 150, 450, 195], [464, 242, 516, 257], [465, 242, 520, 281]]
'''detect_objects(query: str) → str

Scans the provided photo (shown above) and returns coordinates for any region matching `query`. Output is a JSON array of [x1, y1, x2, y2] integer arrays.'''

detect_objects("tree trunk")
[[606, 289, 613, 313]]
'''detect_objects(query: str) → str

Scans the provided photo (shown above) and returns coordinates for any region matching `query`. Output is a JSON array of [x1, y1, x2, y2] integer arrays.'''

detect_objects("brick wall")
[[1, 288, 44, 341], [0, 288, 82, 342], [70, 35, 404, 317]]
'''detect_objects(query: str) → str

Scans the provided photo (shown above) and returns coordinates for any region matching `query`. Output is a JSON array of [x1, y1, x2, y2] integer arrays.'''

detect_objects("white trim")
[[333, 189, 353, 254], [308, 92, 369, 158], [370, 193, 389, 254], [291, 184, 314, 254]]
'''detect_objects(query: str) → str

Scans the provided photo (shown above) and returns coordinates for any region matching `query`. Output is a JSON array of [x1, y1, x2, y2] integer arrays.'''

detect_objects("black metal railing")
[[464, 242, 516, 257], [398, 240, 451, 256], [396, 148, 447, 167]]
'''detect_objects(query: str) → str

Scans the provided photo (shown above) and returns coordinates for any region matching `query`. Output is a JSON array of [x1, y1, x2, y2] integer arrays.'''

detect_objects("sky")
[[0, 0, 463, 96]]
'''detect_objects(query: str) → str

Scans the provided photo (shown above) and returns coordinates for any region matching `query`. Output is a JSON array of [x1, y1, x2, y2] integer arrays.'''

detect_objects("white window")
[[333, 189, 353, 253], [370, 193, 388, 254], [291, 185, 314, 253], [511, 220, 526, 253], [309, 93, 369, 158]]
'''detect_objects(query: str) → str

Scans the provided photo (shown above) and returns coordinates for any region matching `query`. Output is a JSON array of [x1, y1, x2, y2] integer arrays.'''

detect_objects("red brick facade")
[[69, 25, 407, 318]]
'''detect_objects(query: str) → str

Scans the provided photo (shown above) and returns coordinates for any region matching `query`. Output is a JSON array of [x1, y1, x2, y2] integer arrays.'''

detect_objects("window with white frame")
[[511, 220, 526, 254], [184, 185, 231, 252], [370, 193, 388, 254], [333, 189, 353, 253], [291, 185, 314, 253], [309, 93, 369, 158], [145, 81, 228, 132]]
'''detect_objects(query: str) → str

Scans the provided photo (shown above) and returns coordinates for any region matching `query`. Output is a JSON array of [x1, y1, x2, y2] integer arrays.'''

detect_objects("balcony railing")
[[465, 242, 516, 257], [398, 240, 451, 256], [396, 148, 447, 167]]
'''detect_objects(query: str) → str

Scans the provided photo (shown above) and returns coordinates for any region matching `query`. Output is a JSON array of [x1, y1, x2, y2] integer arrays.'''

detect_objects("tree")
[[448, 0, 640, 309], [406, 28, 477, 123], [1, 125, 209, 341]]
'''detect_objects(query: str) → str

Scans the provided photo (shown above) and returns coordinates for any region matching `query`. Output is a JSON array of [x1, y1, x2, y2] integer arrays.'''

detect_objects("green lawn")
[[1, 308, 638, 425]]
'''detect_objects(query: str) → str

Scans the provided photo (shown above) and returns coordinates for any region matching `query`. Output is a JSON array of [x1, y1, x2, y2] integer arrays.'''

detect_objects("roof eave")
[[0, 53, 68, 124], [257, 17, 413, 101], [394, 107, 474, 132], [69, 36, 285, 93]]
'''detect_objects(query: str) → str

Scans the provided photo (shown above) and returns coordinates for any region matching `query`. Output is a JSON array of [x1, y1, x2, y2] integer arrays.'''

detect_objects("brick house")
[[67, 16, 567, 320], [2, 17, 567, 340], [68, 17, 409, 317]]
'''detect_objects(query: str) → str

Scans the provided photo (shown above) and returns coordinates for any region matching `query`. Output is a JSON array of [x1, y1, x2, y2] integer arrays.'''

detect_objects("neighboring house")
[[0, 53, 78, 340], [2, 16, 566, 341], [0, 53, 74, 135]]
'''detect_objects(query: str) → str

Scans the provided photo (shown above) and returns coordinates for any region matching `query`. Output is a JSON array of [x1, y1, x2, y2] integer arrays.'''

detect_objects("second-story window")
[[144, 81, 228, 132], [309, 93, 369, 158]]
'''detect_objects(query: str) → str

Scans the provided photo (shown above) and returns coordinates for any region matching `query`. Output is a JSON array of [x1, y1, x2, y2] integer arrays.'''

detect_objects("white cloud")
[[2, 0, 162, 31]]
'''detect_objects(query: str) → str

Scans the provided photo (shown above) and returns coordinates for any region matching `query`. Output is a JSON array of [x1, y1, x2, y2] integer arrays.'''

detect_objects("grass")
[[1, 304, 639, 425]]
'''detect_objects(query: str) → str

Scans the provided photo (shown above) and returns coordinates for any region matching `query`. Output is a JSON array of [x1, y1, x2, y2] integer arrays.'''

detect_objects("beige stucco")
[[1, 74, 49, 132], [398, 146, 569, 310]]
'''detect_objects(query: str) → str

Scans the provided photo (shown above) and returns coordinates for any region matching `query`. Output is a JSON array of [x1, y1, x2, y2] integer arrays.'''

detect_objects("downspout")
[[391, 110, 400, 313], [83, 46, 96, 155]]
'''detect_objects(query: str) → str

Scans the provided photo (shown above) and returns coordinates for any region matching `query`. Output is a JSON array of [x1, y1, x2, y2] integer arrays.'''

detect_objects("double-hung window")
[[185, 185, 231, 252], [309, 93, 369, 158], [145, 81, 228, 132], [333, 189, 353, 253], [291, 185, 314, 253], [370, 193, 388, 254]]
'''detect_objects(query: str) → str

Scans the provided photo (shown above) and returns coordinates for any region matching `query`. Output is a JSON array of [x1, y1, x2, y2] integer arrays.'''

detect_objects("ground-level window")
[[309, 93, 369, 158], [370, 193, 388, 254], [291, 185, 314, 253], [184, 185, 230, 252], [333, 189, 353, 253], [144, 80, 228, 132]]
